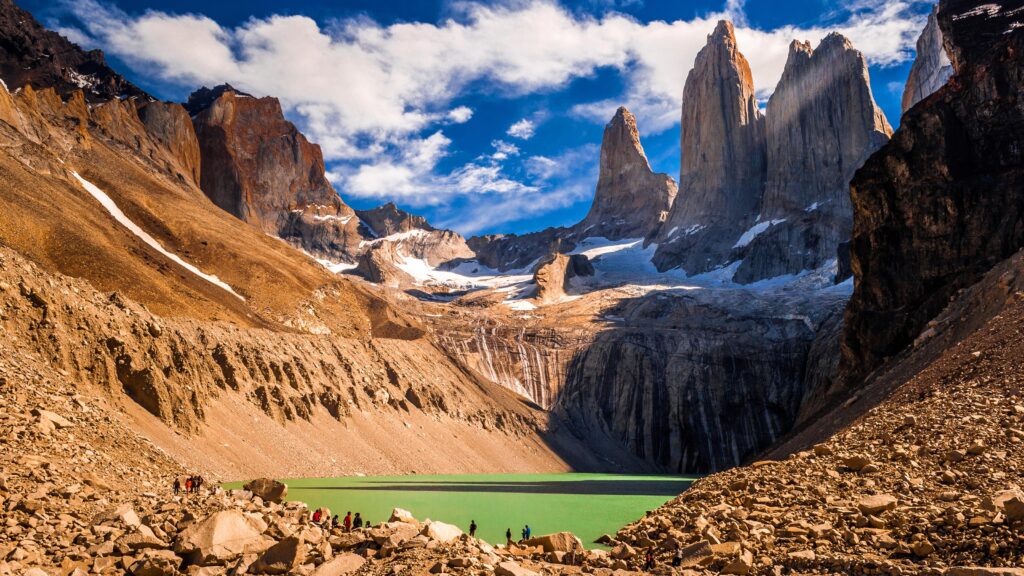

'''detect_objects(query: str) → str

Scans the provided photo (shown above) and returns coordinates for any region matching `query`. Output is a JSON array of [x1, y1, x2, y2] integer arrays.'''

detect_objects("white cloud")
[[491, 139, 520, 160], [437, 145, 600, 234], [447, 106, 474, 123], [64, 0, 925, 155], [507, 118, 536, 139], [62, 0, 926, 221]]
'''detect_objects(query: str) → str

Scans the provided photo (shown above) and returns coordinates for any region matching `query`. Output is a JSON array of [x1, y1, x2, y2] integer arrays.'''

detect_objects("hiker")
[[184, 477, 193, 494], [505, 528, 513, 546], [344, 511, 352, 532], [332, 515, 340, 529], [312, 509, 322, 523], [173, 478, 180, 495], [353, 513, 363, 529], [195, 476, 203, 494], [644, 549, 655, 570], [521, 525, 531, 540], [469, 519, 477, 538], [672, 546, 683, 567]]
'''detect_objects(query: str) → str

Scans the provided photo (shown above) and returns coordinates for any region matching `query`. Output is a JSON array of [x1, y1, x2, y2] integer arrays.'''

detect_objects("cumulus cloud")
[[59, 0, 927, 224], [447, 106, 474, 123], [507, 119, 536, 139], [63, 0, 924, 152]]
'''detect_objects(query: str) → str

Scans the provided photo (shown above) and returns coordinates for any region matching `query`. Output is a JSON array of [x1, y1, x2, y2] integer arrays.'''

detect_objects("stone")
[[677, 540, 713, 568], [129, 555, 179, 576], [250, 537, 306, 575], [421, 520, 462, 543], [610, 543, 636, 560], [243, 479, 288, 504], [858, 495, 898, 516], [32, 408, 73, 429], [174, 510, 273, 565], [312, 553, 366, 576], [946, 565, 1024, 569], [389, 508, 415, 523], [96, 504, 141, 529], [521, 532, 584, 553], [494, 561, 539, 576], [842, 455, 873, 472], [787, 550, 815, 561], [721, 549, 754, 575]]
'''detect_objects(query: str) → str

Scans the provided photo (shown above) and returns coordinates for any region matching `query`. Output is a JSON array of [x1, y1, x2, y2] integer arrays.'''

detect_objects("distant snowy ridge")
[[72, 172, 246, 301]]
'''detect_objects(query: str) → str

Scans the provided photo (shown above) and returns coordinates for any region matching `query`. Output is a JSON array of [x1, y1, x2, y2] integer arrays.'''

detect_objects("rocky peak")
[[652, 19, 766, 273], [356, 202, 435, 238], [184, 84, 254, 116], [188, 85, 365, 260], [576, 106, 676, 240], [0, 0, 148, 102], [902, 6, 953, 113], [672, 20, 764, 228], [760, 31, 891, 221]]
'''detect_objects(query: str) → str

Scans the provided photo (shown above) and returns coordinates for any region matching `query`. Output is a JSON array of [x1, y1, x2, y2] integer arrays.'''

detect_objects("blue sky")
[[28, 0, 933, 237]]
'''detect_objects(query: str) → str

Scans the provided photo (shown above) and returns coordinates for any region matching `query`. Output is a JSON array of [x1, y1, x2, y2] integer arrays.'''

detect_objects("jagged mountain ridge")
[[0, 0, 148, 102]]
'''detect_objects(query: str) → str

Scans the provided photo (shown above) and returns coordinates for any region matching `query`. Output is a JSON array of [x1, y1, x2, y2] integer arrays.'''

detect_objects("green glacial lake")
[[232, 474, 694, 548]]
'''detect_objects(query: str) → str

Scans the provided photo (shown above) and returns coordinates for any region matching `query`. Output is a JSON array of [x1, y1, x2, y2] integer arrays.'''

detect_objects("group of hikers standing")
[[172, 475, 204, 495], [504, 524, 531, 545], [311, 508, 365, 531]]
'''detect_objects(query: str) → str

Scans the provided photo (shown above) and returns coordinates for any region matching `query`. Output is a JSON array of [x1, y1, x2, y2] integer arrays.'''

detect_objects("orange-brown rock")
[[187, 84, 364, 260]]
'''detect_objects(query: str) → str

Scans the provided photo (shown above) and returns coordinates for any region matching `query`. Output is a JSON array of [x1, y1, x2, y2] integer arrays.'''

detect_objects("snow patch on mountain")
[[734, 219, 787, 248], [72, 172, 245, 301]]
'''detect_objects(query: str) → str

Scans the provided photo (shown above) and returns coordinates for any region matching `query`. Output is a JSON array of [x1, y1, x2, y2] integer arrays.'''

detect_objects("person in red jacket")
[[343, 511, 353, 531]]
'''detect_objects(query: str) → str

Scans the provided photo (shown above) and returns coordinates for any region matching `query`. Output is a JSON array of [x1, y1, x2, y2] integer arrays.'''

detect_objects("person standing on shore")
[[344, 511, 352, 532], [505, 528, 512, 546], [469, 520, 477, 538]]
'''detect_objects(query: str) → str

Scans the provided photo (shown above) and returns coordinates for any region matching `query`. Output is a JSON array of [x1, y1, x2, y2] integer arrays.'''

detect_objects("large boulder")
[[312, 553, 366, 576], [174, 510, 274, 565], [521, 532, 584, 553], [421, 520, 463, 543], [243, 478, 288, 504], [250, 537, 306, 574], [495, 561, 539, 576]]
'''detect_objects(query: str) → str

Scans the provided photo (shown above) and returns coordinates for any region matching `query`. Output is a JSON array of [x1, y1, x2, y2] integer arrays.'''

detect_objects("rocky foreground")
[[613, 281, 1024, 575]]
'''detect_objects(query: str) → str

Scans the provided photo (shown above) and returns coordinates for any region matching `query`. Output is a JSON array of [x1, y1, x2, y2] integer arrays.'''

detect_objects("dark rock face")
[[842, 0, 1024, 382], [553, 288, 848, 472], [0, 0, 148, 102], [902, 6, 954, 114], [356, 202, 434, 237], [187, 85, 365, 260], [467, 229, 572, 272], [732, 34, 891, 284], [577, 107, 676, 240], [654, 21, 765, 274]]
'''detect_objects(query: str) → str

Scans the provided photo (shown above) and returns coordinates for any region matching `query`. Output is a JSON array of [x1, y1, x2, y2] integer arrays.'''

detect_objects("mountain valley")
[[2, 0, 1024, 574]]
